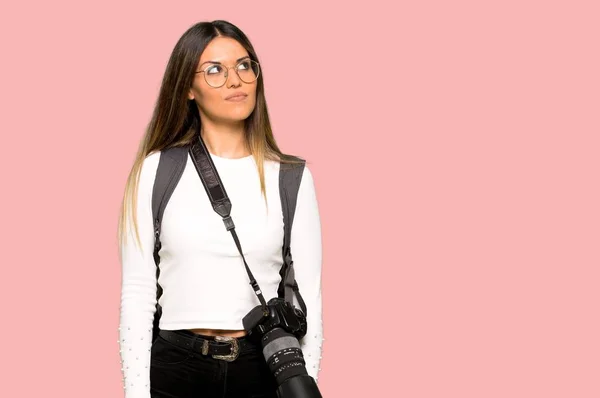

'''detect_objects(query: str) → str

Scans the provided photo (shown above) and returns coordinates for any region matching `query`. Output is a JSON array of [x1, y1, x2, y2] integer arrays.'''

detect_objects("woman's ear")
[[188, 89, 195, 100]]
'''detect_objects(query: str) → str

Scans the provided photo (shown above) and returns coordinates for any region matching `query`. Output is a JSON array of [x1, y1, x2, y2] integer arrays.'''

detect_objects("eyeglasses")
[[195, 59, 260, 88]]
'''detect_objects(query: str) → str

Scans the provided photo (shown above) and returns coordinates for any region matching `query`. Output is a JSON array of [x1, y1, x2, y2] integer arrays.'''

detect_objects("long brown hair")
[[117, 20, 302, 249]]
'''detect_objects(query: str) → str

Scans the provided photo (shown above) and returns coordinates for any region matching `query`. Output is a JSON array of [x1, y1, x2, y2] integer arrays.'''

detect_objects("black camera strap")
[[188, 131, 268, 312]]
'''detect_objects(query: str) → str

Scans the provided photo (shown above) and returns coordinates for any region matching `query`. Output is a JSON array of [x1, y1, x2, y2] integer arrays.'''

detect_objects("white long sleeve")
[[118, 152, 160, 398], [117, 151, 324, 396]]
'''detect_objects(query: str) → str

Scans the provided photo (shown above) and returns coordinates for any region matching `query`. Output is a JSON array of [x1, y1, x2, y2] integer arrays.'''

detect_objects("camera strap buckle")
[[212, 336, 240, 362]]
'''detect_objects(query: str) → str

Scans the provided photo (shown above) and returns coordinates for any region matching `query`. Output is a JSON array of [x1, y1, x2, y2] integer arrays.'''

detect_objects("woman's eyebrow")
[[199, 56, 250, 66]]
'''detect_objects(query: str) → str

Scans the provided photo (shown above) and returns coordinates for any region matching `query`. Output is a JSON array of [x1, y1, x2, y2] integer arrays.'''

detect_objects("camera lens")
[[261, 327, 308, 385]]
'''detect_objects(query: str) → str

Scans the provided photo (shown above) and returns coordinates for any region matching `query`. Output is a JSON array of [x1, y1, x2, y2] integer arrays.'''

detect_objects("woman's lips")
[[225, 94, 247, 102]]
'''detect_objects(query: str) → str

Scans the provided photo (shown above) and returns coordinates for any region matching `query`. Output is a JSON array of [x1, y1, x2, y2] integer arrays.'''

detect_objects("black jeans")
[[150, 329, 278, 398]]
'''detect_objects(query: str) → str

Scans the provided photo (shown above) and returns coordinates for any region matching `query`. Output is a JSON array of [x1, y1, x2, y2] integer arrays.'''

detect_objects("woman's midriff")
[[187, 328, 248, 338]]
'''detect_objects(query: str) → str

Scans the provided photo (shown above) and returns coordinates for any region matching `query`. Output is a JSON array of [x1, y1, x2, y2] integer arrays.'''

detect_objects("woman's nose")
[[226, 68, 242, 87]]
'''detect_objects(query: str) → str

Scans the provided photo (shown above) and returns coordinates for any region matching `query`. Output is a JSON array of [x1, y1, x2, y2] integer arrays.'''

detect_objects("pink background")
[[1, 1, 599, 397]]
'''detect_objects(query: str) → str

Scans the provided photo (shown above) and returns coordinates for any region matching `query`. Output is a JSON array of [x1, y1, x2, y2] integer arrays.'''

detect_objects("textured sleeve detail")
[[118, 152, 160, 398], [290, 166, 324, 382]]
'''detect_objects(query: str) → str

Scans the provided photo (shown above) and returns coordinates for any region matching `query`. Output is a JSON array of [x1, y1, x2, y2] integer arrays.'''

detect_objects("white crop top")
[[118, 150, 323, 397]]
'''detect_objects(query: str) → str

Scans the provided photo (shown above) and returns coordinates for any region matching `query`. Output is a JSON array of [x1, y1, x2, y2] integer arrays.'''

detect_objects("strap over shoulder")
[[150, 145, 189, 342], [277, 156, 307, 314], [279, 157, 306, 255], [151, 145, 189, 241]]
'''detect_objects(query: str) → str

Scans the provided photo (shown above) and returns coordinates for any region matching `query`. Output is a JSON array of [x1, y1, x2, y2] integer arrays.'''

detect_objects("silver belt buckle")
[[211, 336, 240, 362]]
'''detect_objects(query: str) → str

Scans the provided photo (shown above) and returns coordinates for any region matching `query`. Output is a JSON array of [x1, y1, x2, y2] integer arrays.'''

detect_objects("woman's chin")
[[224, 107, 255, 122]]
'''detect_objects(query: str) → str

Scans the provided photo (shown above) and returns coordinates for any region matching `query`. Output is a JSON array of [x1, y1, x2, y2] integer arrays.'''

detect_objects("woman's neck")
[[200, 122, 250, 159]]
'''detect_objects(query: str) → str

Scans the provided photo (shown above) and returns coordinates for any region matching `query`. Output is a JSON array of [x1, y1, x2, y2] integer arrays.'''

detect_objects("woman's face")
[[188, 37, 258, 124]]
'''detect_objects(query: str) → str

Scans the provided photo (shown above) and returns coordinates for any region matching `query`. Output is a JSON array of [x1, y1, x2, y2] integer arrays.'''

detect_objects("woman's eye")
[[206, 65, 223, 75], [237, 61, 250, 70]]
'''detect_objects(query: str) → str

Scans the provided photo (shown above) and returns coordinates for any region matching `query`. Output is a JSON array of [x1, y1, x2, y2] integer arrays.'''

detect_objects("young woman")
[[116, 20, 323, 398]]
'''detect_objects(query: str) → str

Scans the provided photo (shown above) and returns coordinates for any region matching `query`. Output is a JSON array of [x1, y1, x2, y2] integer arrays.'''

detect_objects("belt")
[[158, 329, 254, 362]]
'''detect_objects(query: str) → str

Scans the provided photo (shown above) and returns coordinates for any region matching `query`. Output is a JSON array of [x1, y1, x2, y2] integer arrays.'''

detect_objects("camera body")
[[242, 297, 307, 343]]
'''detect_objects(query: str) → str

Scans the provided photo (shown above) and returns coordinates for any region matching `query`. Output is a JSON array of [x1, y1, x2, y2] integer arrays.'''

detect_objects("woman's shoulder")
[[144, 150, 162, 162], [142, 150, 162, 169]]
